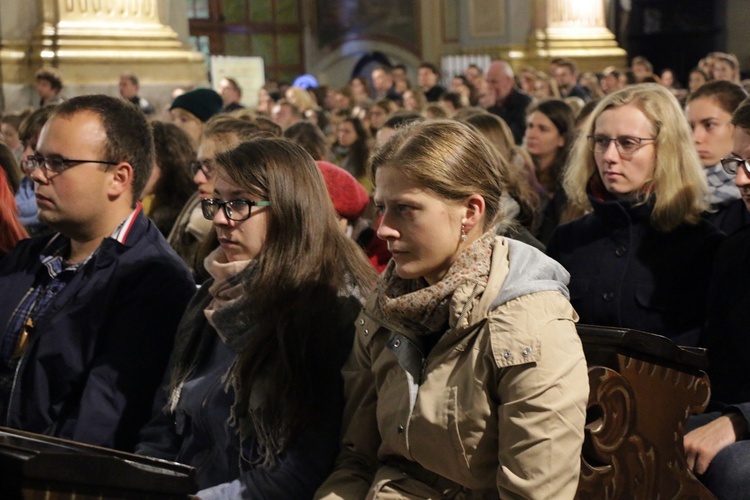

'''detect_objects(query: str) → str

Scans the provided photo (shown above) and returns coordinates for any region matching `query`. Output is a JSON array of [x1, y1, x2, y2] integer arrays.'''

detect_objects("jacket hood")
[[490, 238, 570, 310]]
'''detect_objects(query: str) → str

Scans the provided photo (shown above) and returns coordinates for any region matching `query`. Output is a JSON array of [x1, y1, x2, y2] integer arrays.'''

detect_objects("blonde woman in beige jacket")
[[316, 120, 589, 500]]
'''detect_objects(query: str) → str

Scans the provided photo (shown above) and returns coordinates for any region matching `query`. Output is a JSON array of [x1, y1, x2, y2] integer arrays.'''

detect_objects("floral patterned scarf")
[[377, 227, 496, 335]]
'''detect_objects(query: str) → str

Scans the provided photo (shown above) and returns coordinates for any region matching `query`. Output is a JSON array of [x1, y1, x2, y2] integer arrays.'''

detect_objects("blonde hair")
[[285, 86, 318, 112], [565, 83, 708, 231], [371, 119, 507, 230]]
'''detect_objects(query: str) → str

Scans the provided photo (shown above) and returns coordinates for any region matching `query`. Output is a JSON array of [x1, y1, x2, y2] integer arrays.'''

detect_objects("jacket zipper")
[[6, 334, 32, 425]]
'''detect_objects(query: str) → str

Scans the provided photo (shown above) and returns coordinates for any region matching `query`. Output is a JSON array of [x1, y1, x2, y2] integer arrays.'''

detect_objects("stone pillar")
[[1, 0, 206, 112], [525, 0, 626, 72]]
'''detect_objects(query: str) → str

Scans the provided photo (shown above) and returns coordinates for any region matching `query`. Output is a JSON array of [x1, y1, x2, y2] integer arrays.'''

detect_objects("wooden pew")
[[0, 427, 196, 499], [575, 325, 715, 499]]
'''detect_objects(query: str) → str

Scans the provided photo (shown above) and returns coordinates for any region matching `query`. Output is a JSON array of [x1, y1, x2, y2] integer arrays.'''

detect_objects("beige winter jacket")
[[316, 237, 589, 500]]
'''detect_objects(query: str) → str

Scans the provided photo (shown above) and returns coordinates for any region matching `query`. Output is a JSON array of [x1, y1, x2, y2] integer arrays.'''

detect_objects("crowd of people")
[[0, 50, 750, 498]]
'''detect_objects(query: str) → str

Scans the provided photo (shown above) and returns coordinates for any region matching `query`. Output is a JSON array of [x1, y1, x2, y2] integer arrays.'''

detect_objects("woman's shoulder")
[[485, 290, 578, 368]]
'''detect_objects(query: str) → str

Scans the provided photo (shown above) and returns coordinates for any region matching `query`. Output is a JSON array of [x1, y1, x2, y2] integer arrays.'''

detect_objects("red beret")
[[316, 161, 370, 221]]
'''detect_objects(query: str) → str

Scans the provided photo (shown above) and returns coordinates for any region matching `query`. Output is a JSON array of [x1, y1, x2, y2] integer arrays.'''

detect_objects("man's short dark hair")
[[732, 97, 750, 131], [419, 62, 440, 75], [51, 95, 154, 203], [440, 91, 463, 109], [35, 67, 63, 91], [372, 65, 393, 76], [557, 59, 578, 74], [120, 72, 139, 86]]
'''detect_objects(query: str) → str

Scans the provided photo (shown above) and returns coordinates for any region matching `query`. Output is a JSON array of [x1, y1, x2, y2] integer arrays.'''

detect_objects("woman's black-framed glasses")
[[721, 156, 750, 176], [587, 135, 656, 156], [201, 198, 270, 221], [25, 153, 118, 176]]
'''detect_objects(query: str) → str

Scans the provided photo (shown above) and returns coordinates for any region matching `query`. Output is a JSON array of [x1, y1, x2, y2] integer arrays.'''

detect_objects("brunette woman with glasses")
[[136, 138, 377, 498]]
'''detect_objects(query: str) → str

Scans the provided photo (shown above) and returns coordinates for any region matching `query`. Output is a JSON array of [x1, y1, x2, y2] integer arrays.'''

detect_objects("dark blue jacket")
[[137, 280, 359, 498], [700, 225, 750, 425], [487, 87, 533, 145], [0, 210, 194, 451], [547, 194, 723, 346], [703, 197, 750, 236]]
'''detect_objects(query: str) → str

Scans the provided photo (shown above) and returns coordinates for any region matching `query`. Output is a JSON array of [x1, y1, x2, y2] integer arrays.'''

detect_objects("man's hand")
[[684, 413, 747, 474]]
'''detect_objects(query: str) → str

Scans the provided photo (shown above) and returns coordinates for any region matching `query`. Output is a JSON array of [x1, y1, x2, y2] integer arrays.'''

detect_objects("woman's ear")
[[461, 194, 486, 233]]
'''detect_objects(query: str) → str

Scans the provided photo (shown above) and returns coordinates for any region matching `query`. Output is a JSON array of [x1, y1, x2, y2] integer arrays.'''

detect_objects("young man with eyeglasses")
[[0, 95, 195, 452], [685, 97, 750, 499]]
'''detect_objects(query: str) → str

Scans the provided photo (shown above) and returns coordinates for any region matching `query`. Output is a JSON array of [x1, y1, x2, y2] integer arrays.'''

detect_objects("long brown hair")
[[214, 137, 376, 462]]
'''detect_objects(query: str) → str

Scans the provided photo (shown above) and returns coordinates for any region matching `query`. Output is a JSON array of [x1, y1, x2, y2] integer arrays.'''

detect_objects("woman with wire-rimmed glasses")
[[547, 83, 724, 347]]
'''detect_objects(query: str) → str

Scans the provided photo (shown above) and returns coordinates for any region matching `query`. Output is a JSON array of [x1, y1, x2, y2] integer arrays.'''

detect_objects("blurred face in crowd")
[[519, 70, 537, 94], [700, 58, 715, 80], [731, 126, 750, 211], [418, 67, 438, 89], [660, 70, 675, 88], [36, 79, 56, 101], [632, 62, 650, 80], [256, 88, 275, 115], [593, 104, 656, 199], [170, 108, 203, 146], [403, 90, 418, 110], [689, 71, 707, 93], [554, 66, 576, 91], [369, 105, 389, 130], [686, 96, 735, 168], [371, 70, 392, 93], [712, 60, 736, 82], [465, 66, 481, 86], [524, 111, 564, 167], [337, 120, 358, 147], [271, 103, 297, 130], [219, 79, 241, 106], [486, 62, 514, 104], [1, 123, 21, 151], [119, 77, 138, 100], [350, 77, 367, 96], [392, 67, 407, 84], [601, 73, 620, 94]]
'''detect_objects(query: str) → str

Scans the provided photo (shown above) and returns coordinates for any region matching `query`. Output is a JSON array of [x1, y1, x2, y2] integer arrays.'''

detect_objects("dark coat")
[[0, 210, 194, 451], [547, 195, 724, 346], [486, 87, 533, 145], [137, 279, 359, 497], [700, 225, 750, 425], [703, 198, 750, 236]]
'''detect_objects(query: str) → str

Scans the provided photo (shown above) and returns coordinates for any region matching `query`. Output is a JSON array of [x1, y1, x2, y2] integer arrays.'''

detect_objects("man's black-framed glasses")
[[587, 135, 657, 156], [201, 198, 270, 221], [720, 156, 750, 176], [25, 153, 118, 176], [190, 160, 215, 178]]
